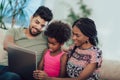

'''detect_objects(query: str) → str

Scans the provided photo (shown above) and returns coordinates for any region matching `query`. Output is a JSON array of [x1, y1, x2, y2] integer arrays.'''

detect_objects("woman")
[[33, 18, 102, 80]]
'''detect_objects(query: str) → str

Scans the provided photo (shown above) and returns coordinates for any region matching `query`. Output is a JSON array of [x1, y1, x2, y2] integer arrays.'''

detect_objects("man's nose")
[[36, 25, 42, 31]]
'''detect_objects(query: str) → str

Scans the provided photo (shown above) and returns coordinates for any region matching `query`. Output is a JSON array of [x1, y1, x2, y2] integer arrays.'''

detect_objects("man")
[[0, 6, 53, 80]]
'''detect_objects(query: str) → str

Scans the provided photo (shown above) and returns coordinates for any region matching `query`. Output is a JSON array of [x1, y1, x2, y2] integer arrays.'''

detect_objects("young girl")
[[34, 18, 102, 80], [33, 21, 71, 78]]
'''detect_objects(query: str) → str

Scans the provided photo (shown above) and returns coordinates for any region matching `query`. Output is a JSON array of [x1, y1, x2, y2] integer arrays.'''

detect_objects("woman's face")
[[72, 26, 89, 47]]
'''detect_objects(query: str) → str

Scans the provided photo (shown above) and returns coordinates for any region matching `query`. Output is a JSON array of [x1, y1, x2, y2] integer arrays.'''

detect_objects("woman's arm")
[[44, 63, 97, 80], [35, 52, 97, 80], [77, 63, 97, 80], [59, 53, 68, 77]]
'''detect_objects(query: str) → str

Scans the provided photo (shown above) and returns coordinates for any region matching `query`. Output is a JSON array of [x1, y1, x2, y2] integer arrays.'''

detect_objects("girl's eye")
[[48, 42, 56, 45], [76, 34, 80, 37]]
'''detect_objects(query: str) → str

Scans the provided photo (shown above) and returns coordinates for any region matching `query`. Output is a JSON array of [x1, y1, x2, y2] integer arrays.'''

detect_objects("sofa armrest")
[[100, 59, 120, 79]]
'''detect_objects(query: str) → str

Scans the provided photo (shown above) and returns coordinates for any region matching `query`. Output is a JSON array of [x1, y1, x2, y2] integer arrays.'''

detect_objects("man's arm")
[[3, 34, 15, 50]]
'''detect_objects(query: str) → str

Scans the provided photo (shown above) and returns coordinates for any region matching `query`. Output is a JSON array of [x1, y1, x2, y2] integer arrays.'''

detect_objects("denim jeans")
[[0, 65, 21, 80]]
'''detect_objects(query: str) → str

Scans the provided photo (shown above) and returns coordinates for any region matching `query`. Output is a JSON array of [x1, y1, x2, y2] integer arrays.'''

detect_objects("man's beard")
[[29, 28, 41, 36]]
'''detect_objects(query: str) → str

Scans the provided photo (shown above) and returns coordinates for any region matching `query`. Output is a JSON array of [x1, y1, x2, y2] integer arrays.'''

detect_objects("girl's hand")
[[33, 70, 48, 80]]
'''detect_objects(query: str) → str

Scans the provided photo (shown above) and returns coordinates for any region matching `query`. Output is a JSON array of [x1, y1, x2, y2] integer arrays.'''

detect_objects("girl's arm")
[[37, 49, 48, 70], [33, 49, 48, 79], [59, 53, 68, 77]]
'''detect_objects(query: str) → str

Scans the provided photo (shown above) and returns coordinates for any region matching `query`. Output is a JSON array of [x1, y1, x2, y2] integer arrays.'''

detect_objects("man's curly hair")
[[33, 6, 53, 22], [44, 21, 71, 44]]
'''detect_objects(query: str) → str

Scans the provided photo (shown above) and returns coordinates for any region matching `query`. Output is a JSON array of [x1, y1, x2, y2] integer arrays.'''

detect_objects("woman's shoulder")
[[90, 46, 102, 57], [91, 46, 102, 53]]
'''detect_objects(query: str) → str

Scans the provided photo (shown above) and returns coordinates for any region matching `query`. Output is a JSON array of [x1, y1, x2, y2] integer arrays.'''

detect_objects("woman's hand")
[[33, 70, 48, 80]]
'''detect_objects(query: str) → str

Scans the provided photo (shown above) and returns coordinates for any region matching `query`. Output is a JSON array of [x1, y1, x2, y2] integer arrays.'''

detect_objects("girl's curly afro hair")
[[44, 21, 71, 44]]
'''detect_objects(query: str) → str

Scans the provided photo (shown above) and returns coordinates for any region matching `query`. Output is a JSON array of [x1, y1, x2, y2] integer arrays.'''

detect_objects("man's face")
[[29, 16, 47, 36]]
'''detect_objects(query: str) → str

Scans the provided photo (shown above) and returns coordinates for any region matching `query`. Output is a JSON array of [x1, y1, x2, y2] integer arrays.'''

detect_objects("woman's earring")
[[85, 40, 89, 44]]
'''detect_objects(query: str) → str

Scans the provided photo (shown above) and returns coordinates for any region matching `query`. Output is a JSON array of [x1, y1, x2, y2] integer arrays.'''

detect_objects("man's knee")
[[0, 72, 21, 80]]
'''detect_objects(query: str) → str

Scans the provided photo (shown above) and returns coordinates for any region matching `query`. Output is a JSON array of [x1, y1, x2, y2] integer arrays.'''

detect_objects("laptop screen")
[[7, 45, 37, 80]]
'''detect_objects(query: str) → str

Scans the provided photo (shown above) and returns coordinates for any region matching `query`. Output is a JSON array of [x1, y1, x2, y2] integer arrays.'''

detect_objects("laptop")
[[7, 45, 37, 80]]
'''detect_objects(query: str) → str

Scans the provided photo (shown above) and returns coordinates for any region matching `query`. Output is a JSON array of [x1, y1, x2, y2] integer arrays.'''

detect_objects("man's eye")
[[35, 21, 39, 24]]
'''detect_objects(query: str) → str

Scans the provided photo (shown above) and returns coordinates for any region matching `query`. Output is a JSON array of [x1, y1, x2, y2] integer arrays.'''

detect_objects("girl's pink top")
[[44, 50, 64, 77]]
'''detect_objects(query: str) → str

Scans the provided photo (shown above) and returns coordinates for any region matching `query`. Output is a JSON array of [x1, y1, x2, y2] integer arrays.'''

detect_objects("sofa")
[[100, 59, 120, 80]]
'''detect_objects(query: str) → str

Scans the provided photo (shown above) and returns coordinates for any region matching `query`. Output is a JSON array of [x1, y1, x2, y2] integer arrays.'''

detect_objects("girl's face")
[[48, 37, 62, 53], [72, 26, 89, 47]]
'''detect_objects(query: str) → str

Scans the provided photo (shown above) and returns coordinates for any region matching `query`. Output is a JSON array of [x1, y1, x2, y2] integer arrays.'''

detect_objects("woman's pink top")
[[44, 50, 64, 77]]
